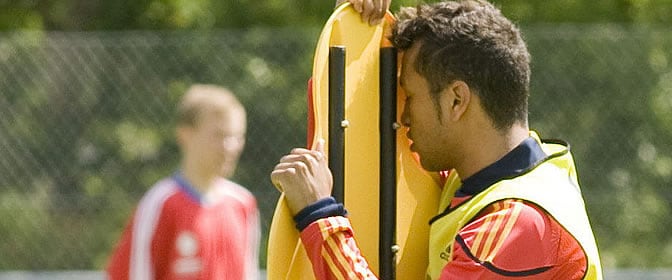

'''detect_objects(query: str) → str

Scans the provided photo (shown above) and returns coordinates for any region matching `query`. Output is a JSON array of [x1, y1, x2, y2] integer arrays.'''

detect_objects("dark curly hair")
[[392, 0, 530, 130]]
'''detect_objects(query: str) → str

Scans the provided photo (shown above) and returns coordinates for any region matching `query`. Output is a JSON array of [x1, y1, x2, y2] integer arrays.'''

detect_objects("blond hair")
[[177, 84, 246, 129]]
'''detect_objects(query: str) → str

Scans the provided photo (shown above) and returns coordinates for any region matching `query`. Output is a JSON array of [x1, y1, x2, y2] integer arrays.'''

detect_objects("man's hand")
[[336, 0, 392, 25], [271, 139, 334, 215]]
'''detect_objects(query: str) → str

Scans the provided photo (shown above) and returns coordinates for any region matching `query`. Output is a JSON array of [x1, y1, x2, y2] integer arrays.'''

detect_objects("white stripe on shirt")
[[130, 180, 177, 280]]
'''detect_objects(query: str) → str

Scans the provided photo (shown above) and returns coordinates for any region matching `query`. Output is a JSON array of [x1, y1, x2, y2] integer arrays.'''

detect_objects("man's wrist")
[[293, 197, 347, 231]]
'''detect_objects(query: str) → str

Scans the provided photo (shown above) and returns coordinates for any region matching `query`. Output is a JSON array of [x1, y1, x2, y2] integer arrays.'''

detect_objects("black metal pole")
[[379, 47, 398, 280], [329, 46, 346, 203]]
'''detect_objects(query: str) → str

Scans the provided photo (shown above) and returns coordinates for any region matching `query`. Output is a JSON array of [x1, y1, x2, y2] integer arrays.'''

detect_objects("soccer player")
[[270, 1, 603, 279], [107, 84, 259, 280]]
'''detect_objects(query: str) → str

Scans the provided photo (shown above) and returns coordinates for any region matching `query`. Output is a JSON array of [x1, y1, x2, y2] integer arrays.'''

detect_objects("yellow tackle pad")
[[266, 3, 440, 279]]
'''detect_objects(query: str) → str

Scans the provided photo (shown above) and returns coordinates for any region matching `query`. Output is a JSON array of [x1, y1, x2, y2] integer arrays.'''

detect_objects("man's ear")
[[440, 80, 471, 122]]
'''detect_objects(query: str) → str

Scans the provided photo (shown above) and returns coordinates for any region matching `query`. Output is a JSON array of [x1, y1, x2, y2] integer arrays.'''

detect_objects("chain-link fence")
[[0, 25, 671, 270]]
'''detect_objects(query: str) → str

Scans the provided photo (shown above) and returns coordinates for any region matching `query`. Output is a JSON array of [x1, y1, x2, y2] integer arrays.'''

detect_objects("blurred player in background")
[[107, 84, 260, 280]]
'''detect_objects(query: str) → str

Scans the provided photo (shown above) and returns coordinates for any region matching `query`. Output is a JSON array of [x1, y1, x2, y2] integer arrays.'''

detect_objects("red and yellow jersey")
[[434, 198, 588, 279], [301, 216, 376, 279], [427, 135, 601, 280], [299, 200, 586, 280], [297, 134, 602, 280], [106, 175, 259, 280]]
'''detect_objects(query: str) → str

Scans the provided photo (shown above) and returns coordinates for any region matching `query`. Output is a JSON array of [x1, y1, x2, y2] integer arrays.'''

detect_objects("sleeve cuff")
[[293, 197, 347, 231]]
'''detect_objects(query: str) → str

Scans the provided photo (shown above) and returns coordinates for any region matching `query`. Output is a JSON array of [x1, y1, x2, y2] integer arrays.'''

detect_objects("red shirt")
[[299, 198, 586, 279], [107, 176, 259, 280], [297, 138, 588, 279], [439, 198, 587, 279]]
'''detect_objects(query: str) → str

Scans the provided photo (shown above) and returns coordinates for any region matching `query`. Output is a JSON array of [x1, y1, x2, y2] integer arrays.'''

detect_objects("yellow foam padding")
[[267, 3, 440, 279]]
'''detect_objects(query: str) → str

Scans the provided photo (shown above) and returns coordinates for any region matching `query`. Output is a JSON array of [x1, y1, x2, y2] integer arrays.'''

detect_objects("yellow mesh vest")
[[426, 134, 602, 280]]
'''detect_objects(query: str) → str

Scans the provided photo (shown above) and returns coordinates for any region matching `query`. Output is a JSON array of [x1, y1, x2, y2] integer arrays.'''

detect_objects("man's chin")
[[417, 158, 444, 172]]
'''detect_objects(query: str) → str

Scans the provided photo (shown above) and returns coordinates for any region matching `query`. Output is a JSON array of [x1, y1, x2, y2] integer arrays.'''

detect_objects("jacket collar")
[[456, 136, 548, 197]]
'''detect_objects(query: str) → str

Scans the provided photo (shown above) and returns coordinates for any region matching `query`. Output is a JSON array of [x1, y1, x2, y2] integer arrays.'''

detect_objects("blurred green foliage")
[[0, 28, 316, 268], [2, 0, 671, 31], [524, 24, 672, 267], [0, 0, 670, 271]]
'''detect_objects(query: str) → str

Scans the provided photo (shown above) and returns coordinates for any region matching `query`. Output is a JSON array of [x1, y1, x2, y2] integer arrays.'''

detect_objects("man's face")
[[399, 44, 453, 172], [183, 110, 246, 178]]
